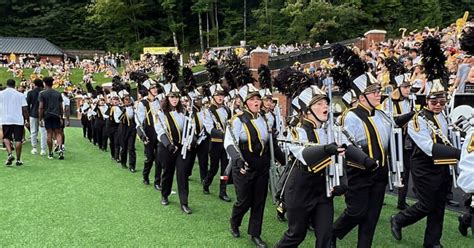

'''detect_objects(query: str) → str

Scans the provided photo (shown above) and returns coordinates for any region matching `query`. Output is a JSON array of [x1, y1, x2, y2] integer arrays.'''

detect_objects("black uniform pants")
[[107, 123, 119, 160], [159, 143, 192, 205], [230, 150, 269, 237], [81, 116, 92, 141], [277, 168, 333, 248], [186, 137, 210, 182], [394, 161, 450, 247], [94, 119, 106, 150], [398, 148, 412, 205], [119, 124, 136, 169], [142, 138, 161, 186], [332, 169, 387, 248], [204, 141, 228, 192]]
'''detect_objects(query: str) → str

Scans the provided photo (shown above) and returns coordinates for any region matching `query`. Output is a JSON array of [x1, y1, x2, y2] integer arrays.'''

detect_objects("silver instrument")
[[324, 77, 342, 197], [419, 111, 458, 188], [385, 86, 405, 191], [181, 99, 196, 159], [262, 112, 279, 203]]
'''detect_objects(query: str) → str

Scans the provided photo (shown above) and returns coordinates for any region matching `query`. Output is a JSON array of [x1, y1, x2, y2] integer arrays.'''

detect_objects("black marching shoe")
[[161, 196, 169, 206], [143, 179, 150, 185], [219, 192, 231, 202], [230, 224, 240, 238], [458, 216, 468, 236], [390, 215, 402, 241], [397, 202, 410, 210], [154, 184, 162, 191], [121, 164, 128, 169], [250, 236, 267, 248], [181, 204, 192, 214], [423, 245, 443, 248], [276, 211, 286, 222], [203, 185, 210, 194], [129, 168, 136, 173]]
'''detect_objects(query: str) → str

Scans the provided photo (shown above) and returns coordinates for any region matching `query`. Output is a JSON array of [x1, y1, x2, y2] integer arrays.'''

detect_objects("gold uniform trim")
[[211, 138, 223, 142], [468, 134, 474, 153], [243, 124, 253, 153], [434, 159, 458, 165], [249, 119, 265, 156], [346, 161, 365, 170], [169, 112, 181, 143], [413, 112, 420, 132], [309, 157, 332, 173], [367, 117, 385, 167]]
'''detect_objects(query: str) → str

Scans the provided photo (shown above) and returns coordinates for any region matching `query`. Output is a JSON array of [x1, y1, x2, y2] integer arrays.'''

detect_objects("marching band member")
[[184, 89, 209, 182], [93, 95, 108, 151], [155, 83, 193, 214], [390, 37, 462, 248], [106, 92, 121, 162], [276, 86, 345, 248], [202, 68, 232, 202], [382, 71, 415, 210], [135, 79, 162, 189], [457, 117, 474, 236], [331, 44, 393, 248], [80, 94, 93, 142], [118, 90, 137, 172], [226, 83, 285, 248]]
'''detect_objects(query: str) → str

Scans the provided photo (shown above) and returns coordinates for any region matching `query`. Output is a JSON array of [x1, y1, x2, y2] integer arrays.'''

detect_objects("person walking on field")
[[39, 77, 64, 160], [0, 79, 29, 166]]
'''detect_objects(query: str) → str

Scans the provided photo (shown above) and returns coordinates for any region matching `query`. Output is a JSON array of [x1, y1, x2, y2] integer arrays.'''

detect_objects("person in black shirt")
[[26, 79, 47, 155], [39, 77, 64, 160]]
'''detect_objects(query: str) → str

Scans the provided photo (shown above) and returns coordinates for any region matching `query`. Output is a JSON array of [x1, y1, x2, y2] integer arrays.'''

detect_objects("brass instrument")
[[399, 28, 407, 39]]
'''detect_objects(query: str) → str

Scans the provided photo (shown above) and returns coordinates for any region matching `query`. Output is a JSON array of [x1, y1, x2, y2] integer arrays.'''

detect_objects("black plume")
[[182, 66, 197, 94], [224, 70, 237, 90], [331, 43, 367, 79], [206, 59, 220, 85], [421, 37, 449, 85], [85, 81, 94, 93], [163, 52, 180, 84], [384, 57, 406, 84], [460, 27, 474, 55], [112, 75, 125, 92], [258, 64, 272, 90], [330, 66, 351, 93], [274, 67, 312, 98]]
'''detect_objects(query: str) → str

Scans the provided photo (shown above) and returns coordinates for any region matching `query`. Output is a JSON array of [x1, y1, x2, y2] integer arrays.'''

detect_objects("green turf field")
[[0, 65, 206, 88], [0, 128, 472, 247]]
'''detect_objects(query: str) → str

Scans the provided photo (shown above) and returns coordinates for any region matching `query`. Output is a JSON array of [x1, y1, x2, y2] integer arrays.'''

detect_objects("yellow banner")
[[143, 47, 178, 55]]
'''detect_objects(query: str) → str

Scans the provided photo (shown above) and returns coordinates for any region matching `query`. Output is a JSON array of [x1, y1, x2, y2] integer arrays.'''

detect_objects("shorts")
[[44, 116, 62, 130], [2, 124, 24, 142]]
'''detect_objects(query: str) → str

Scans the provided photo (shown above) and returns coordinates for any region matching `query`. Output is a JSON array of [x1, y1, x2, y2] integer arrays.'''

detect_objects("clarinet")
[[419, 111, 458, 188]]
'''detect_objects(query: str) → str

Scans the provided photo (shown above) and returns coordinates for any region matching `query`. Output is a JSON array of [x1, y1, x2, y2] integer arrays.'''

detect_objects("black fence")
[[268, 38, 361, 70]]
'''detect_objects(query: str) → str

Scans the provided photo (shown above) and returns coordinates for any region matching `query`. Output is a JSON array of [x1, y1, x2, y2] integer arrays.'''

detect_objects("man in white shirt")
[[0, 79, 29, 166]]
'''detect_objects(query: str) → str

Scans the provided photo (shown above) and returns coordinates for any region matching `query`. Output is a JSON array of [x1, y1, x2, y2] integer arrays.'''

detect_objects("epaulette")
[[340, 107, 355, 126], [467, 132, 474, 153], [290, 127, 299, 140], [230, 111, 244, 123], [412, 111, 420, 132]]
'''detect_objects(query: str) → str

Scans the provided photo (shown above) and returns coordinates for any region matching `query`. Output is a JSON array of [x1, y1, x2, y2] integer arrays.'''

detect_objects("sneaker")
[[5, 154, 15, 166], [58, 151, 64, 160], [16, 160, 23, 166], [31, 148, 38, 155], [40, 150, 47, 156], [48, 152, 54, 160]]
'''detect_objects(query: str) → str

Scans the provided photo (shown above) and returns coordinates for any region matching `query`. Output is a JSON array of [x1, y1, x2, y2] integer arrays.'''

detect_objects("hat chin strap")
[[309, 109, 323, 127], [363, 94, 377, 110]]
